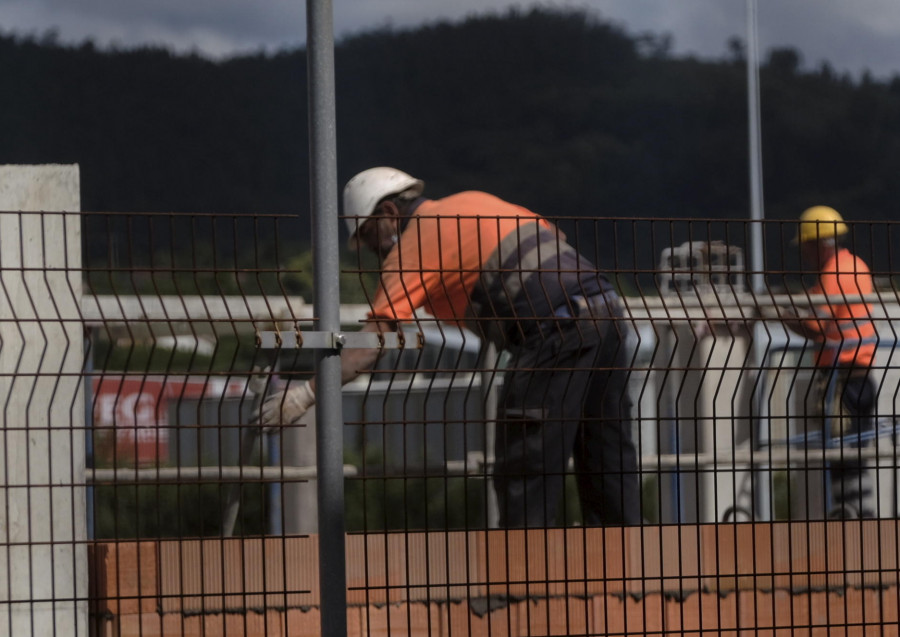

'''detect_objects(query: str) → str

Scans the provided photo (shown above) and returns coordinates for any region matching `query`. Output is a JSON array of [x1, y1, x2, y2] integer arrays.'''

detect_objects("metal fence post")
[[480, 342, 500, 527], [0, 165, 87, 636], [306, 1, 347, 635]]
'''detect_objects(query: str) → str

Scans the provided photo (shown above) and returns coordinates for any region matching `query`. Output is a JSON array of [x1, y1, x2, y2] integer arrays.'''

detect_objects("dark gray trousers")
[[493, 295, 641, 527]]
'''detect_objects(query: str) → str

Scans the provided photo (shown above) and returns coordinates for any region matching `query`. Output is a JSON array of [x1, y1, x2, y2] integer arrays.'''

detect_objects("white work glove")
[[260, 380, 316, 428]]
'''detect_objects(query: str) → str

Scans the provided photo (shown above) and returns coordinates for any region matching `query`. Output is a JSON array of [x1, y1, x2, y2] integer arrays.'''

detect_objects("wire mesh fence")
[[2, 204, 900, 635]]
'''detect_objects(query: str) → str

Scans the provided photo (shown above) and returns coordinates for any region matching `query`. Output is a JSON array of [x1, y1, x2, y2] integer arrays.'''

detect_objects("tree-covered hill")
[[1, 7, 899, 246]]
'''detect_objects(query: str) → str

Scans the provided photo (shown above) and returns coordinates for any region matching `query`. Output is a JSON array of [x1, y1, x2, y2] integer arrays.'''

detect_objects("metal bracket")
[[257, 330, 421, 350]]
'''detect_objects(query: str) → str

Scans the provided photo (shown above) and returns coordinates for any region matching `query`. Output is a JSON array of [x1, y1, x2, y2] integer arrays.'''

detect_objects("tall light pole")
[[747, 0, 765, 292], [745, 0, 771, 520]]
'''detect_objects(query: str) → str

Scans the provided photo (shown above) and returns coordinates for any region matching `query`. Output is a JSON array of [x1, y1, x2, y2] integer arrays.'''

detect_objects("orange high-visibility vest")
[[368, 191, 610, 344], [804, 248, 876, 368]]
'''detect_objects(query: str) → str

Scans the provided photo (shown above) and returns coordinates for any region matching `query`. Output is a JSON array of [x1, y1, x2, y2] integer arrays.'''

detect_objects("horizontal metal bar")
[[447, 447, 900, 475], [257, 330, 422, 350], [77, 295, 900, 336], [779, 421, 900, 448], [625, 292, 900, 321], [86, 465, 358, 484], [643, 445, 900, 470]]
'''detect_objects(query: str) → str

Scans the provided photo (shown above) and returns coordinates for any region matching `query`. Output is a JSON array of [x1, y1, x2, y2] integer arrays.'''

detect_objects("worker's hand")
[[248, 366, 270, 398], [777, 307, 800, 321], [260, 380, 316, 428]]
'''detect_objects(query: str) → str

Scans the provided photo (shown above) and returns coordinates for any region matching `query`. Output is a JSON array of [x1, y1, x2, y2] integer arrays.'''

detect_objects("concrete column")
[[0, 165, 86, 636]]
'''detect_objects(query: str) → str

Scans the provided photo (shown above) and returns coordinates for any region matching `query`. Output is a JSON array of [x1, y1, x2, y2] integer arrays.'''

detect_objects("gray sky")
[[2, 0, 899, 79]]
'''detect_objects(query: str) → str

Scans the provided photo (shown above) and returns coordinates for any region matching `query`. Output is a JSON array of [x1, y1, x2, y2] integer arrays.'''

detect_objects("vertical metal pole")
[[85, 328, 95, 539], [480, 343, 500, 528], [267, 435, 284, 535], [746, 0, 772, 519], [746, 0, 765, 286], [306, 0, 347, 634]]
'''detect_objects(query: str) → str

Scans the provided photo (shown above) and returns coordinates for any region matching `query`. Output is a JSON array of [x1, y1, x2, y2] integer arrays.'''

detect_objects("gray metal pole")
[[746, 0, 772, 520], [746, 0, 765, 290], [480, 342, 500, 528], [306, 0, 347, 634]]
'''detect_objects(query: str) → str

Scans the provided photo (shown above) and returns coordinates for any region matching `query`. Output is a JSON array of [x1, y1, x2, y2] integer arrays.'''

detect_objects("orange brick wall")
[[91, 589, 900, 636], [89, 522, 900, 636]]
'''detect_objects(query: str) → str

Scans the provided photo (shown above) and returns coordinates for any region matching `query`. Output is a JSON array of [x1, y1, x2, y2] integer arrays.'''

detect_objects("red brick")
[[637, 592, 667, 635], [404, 532, 480, 603], [574, 527, 628, 597], [513, 597, 589, 637], [93, 541, 160, 616], [631, 525, 701, 597], [665, 590, 724, 635], [166, 613, 203, 637], [478, 529, 565, 599], [608, 593, 665, 636], [114, 612, 202, 637], [592, 594, 626, 635], [479, 530, 525, 598], [284, 608, 321, 637], [360, 601, 442, 637], [441, 599, 516, 637], [883, 586, 900, 626], [703, 523, 772, 592], [222, 610, 284, 637], [346, 533, 410, 606]]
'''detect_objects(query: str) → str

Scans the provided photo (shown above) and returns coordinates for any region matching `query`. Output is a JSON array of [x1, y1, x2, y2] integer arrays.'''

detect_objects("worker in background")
[[779, 205, 878, 518], [261, 166, 641, 527]]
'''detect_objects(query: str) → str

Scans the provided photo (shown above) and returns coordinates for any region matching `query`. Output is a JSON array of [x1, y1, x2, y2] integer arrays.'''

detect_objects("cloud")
[[0, 0, 306, 55], [0, 0, 898, 76], [758, 1, 900, 77], [594, 0, 900, 78]]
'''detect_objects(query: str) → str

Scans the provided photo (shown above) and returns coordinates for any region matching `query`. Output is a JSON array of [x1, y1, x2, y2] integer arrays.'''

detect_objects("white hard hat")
[[342, 167, 424, 239]]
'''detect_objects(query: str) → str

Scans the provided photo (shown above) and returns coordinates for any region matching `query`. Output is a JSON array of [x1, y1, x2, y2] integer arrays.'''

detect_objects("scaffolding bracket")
[[256, 330, 420, 350]]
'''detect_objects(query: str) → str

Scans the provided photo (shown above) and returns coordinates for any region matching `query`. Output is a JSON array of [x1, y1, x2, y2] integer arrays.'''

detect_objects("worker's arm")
[[778, 306, 826, 340], [315, 318, 398, 389], [260, 318, 398, 426]]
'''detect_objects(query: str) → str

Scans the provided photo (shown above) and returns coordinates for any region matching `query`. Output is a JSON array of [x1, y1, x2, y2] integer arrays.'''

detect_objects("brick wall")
[[89, 522, 900, 636]]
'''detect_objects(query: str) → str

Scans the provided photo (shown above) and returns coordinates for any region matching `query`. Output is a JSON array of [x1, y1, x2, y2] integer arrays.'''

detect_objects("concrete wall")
[[0, 165, 86, 636]]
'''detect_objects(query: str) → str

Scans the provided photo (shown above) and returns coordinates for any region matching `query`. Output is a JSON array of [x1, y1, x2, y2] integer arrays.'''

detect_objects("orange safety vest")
[[369, 191, 549, 323], [804, 248, 876, 368], [368, 191, 610, 344]]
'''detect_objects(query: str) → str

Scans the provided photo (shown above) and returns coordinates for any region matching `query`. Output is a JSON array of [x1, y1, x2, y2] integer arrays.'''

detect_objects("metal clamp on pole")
[[257, 330, 422, 350]]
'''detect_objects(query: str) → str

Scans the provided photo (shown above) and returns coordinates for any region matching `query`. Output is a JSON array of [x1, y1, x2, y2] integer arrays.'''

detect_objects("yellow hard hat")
[[794, 206, 848, 243]]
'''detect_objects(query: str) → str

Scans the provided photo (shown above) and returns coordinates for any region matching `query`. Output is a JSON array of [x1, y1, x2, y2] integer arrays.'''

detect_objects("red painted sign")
[[91, 375, 248, 465]]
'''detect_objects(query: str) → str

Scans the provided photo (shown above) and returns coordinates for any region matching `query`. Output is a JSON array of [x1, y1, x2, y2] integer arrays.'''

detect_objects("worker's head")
[[794, 206, 848, 244], [343, 167, 424, 258], [794, 205, 847, 266]]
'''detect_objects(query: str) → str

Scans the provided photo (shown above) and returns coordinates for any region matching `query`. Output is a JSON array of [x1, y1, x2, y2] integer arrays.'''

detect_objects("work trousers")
[[813, 367, 877, 518], [493, 294, 641, 527]]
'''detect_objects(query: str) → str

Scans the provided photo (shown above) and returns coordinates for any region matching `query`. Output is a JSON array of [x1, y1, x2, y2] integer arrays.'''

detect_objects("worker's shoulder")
[[433, 190, 535, 214], [835, 247, 872, 270], [437, 190, 502, 203]]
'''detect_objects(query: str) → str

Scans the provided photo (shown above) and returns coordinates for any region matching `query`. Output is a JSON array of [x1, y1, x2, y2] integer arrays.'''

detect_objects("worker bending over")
[[262, 167, 641, 527]]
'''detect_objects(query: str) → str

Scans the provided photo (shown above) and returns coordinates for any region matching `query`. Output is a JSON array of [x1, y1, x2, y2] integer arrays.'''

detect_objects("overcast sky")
[[2, 0, 899, 79]]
